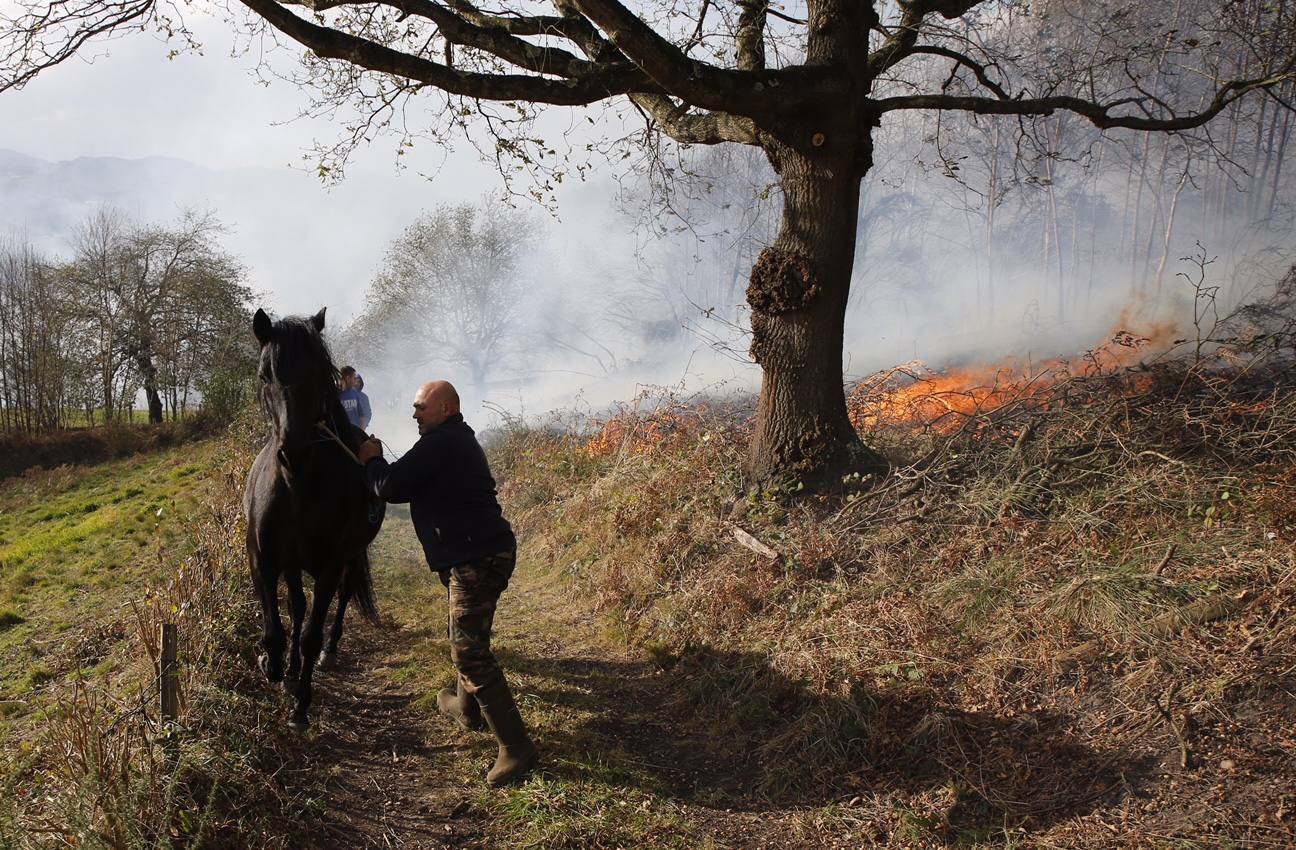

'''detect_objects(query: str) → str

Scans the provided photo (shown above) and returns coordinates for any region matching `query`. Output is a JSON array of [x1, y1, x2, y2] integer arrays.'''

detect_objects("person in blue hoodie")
[[356, 380, 536, 787], [338, 366, 371, 429]]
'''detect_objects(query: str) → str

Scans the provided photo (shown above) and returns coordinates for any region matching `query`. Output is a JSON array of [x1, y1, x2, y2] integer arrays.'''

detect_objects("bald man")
[[357, 381, 537, 786]]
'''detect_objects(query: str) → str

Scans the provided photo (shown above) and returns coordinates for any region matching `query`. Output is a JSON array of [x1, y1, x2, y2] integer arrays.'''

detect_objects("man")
[[338, 366, 371, 430], [356, 381, 537, 786]]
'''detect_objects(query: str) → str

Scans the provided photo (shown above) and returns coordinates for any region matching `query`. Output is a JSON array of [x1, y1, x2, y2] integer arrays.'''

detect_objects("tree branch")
[[238, 0, 662, 105], [876, 73, 1296, 131], [630, 93, 758, 144], [735, 0, 765, 72], [563, 0, 800, 114], [0, 0, 156, 93], [867, 0, 981, 79], [904, 45, 1009, 100], [286, 0, 598, 78]]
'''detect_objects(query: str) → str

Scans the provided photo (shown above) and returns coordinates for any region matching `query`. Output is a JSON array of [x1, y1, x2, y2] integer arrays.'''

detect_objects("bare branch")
[[876, 72, 1296, 131], [904, 45, 1010, 100], [630, 93, 758, 144], [0, 0, 156, 93], [238, 0, 661, 105], [867, 0, 982, 79], [284, 0, 596, 78], [735, 0, 765, 72], [563, 0, 803, 114]]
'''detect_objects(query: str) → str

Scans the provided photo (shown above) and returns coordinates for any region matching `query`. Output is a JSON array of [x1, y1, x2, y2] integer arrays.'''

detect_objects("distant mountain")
[[0, 148, 436, 319]]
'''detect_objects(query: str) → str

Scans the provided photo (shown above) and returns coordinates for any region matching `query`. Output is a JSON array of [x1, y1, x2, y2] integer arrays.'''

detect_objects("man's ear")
[[310, 307, 327, 333], [253, 308, 273, 346]]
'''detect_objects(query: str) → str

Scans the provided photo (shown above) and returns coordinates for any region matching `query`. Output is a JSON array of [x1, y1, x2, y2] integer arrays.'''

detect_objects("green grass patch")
[[0, 440, 221, 710]]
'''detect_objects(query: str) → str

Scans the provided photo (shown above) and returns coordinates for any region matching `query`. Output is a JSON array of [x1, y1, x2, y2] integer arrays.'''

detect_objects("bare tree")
[[0, 236, 78, 431], [64, 209, 253, 424], [3, 0, 1292, 476], [349, 201, 533, 396]]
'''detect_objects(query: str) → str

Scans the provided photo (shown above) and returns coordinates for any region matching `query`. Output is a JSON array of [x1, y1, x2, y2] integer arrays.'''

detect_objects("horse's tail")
[[346, 548, 380, 623]]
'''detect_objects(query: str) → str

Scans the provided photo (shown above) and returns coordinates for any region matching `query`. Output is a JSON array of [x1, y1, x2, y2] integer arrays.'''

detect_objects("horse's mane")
[[261, 315, 361, 451]]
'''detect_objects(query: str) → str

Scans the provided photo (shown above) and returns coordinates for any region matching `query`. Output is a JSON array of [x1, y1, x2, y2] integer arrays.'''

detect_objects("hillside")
[[2, 324, 1294, 848], [484, 339, 1296, 848]]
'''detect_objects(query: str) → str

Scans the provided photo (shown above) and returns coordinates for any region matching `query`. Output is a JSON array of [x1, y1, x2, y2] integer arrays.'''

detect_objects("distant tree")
[[349, 201, 534, 396], [0, 236, 77, 431], [65, 208, 254, 424], [3, 0, 1292, 476]]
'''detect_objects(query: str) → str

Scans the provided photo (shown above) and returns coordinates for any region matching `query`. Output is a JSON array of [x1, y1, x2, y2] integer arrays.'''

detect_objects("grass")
[[3, 298, 1295, 848], [363, 503, 728, 848], [478, 345, 1296, 847], [0, 441, 223, 717], [0, 408, 323, 849]]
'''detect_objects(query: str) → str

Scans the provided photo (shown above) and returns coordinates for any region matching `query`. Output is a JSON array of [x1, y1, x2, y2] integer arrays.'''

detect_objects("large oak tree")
[[4, 0, 1292, 476]]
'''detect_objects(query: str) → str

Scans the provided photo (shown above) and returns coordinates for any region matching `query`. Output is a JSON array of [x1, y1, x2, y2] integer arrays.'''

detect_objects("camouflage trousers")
[[442, 549, 517, 695]]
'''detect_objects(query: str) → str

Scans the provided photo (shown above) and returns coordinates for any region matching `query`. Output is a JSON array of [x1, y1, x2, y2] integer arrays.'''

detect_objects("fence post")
[[160, 623, 178, 723]]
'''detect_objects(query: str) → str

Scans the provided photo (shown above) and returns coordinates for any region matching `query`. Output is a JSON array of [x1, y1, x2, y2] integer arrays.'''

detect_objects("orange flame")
[[584, 403, 716, 458], [849, 319, 1179, 432]]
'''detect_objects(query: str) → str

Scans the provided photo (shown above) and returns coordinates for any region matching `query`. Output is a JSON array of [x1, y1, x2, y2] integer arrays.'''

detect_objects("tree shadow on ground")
[[500, 642, 1153, 844]]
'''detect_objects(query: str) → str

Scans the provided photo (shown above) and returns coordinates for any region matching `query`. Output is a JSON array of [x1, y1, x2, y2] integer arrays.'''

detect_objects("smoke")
[[336, 118, 1293, 459]]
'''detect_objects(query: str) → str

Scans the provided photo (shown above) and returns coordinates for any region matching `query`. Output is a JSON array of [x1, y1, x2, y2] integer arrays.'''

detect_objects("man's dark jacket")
[[364, 413, 515, 571]]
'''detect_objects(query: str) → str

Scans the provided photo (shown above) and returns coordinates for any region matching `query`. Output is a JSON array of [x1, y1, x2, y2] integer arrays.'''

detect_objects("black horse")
[[244, 307, 385, 729]]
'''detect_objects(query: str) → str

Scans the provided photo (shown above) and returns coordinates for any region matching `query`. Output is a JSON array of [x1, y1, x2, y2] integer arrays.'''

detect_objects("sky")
[[0, 8, 623, 318]]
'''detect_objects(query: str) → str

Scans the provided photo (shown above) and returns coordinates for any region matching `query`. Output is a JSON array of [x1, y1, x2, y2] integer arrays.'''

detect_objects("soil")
[[279, 626, 486, 849]]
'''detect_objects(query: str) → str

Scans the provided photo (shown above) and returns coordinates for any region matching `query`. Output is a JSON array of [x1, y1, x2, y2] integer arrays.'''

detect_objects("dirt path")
[[283, 625, 485, 849], [273, 513, 814, 850]]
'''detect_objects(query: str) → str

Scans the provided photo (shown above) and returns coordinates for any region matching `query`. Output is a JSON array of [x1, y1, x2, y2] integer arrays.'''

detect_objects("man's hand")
[[357, 438, 383, 464]]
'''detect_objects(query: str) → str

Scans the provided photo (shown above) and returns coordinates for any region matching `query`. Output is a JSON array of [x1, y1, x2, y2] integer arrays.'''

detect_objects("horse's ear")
[[311, 308, 327, 333], [253, 308, 274, 346]]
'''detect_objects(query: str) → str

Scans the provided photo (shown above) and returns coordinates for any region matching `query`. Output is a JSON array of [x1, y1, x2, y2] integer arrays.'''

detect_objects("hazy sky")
[[0, 10, 482, 178], [1, 5, 1267, 438], [0, 8, 623, 321]]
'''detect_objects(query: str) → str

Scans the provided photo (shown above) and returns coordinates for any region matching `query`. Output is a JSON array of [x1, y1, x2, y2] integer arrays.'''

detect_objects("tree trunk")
[[747, 134, 885, 482], [742, 0, 885, 483], [136, 352, 164, 424]]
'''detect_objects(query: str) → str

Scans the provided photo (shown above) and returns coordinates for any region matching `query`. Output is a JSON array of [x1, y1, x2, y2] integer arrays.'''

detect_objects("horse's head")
[[253, 307, 339, 445]]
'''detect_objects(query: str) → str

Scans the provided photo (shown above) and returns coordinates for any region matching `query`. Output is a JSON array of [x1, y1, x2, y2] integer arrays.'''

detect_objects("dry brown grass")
[[492, 283, 1296, 846]]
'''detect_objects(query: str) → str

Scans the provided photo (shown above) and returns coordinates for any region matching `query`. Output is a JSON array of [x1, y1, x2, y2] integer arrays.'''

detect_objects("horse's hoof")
[[288, 717, 309, 732], [317, 651, 337, 672], [259, 654, 283, 683]]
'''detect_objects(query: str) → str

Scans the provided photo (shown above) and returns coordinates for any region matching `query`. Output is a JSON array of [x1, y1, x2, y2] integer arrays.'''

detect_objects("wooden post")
[[160, 623, 178, 723]]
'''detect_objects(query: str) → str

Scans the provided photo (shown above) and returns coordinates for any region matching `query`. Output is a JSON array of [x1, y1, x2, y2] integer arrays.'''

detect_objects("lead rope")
[[316, 421, 364, 466]]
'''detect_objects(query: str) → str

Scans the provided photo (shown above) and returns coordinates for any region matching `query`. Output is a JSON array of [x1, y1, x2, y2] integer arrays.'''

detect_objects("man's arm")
[[362, 435, 437, 504]]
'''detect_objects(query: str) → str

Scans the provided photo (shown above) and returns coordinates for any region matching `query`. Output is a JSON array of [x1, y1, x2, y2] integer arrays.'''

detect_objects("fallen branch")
[[1055, 589, 1256, 672], [730, 525, 778, 560], [1153, 682, 1191, 769], [1153, 543, 1177, 576]]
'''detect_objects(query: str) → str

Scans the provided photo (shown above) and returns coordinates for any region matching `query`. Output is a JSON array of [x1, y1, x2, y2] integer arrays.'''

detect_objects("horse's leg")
[[289, 568, 340, 731], [284, 568, 307, 689], [319, 578, 350, 671], [252, 555, 286, 684]]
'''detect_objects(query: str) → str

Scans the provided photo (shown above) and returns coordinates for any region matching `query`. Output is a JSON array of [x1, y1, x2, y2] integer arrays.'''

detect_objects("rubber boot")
[[437, 678, 485, 732], [476, 678, 539, 787]]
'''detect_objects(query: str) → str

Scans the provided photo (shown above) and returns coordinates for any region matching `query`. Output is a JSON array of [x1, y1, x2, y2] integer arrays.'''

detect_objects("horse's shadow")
[[499, 642, 1153, 843]]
